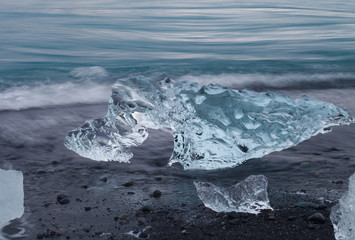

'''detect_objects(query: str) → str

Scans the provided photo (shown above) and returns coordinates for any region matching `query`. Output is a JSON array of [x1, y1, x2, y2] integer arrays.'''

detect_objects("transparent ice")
[[330, 172, 355, 240], [65, 76, 354, 170], [0, 169, 24, 233], [194, 175, 272, 214]]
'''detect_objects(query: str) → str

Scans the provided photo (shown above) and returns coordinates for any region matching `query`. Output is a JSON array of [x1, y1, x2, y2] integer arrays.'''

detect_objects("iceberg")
[[194, 175, 272, 214], [0, 169, 24, 235], [65, 76, 354, 170], [330, 172, 355, 240]]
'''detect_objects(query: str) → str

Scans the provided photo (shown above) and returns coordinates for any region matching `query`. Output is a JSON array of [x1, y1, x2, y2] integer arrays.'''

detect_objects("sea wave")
[[0, 81, 111, 111], [177, 72, 355, 90], [70, 66, 109, 79], [1, 70, 355, 111]]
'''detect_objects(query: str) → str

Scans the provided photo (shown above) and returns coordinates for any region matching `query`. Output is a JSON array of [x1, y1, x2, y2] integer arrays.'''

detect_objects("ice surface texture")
[[330, 172, 355, 240], [65, 76, 354, 170], [194, 175, 272, 214], [0, 169, 24, 230]]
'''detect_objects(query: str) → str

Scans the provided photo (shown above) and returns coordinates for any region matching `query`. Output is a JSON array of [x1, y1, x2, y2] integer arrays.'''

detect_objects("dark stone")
[[294, 202, 317, 208], [84, 207, 92, 211], [37, 233, 45, 239], [119, 214, 128, 220], [227, 212, 239, 219], [141, 205, 153, 212], [308, 213, 325, 224], [138, 217, 145, 225], [152, 190, 162, 198], [122, 181, 134, 187], [315, 203, 327, 210], [100, 177, 108, 182], [138, 232, 148, 238], [57, 194, 70, 205], [57, 194, 69, 201], [287, 216, 296, 221]]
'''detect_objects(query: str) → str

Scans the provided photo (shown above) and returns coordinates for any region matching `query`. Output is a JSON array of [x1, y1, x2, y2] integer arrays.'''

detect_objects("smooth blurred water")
[[0, 0, 355, 106]]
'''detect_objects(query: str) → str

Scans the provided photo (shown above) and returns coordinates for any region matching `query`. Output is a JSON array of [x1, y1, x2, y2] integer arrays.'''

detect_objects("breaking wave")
[[1, 67, 355, 111], [0, 81, 111, 111], [177, 72, 355, 90]]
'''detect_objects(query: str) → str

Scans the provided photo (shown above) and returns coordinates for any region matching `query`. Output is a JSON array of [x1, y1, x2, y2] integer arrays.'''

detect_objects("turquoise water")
[[0, 0, 355, 109]]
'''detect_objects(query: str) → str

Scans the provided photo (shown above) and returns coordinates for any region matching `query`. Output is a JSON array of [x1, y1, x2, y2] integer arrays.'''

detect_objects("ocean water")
[[0, 0, 355, 239], [1, 0, 355, 109]]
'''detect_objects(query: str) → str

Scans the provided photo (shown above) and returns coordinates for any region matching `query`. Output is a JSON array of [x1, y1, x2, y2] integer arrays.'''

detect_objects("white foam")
[[177, 72, 355, 89], [70, 66, 108, 79], [0, 81, 111, 111]]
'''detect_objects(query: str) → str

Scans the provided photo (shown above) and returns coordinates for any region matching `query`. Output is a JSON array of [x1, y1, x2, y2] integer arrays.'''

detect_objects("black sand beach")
[[1, 89, 354, 239]]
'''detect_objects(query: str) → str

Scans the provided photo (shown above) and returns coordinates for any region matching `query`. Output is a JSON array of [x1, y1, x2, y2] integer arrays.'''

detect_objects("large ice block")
[[194, 175, 272, 214], [330, 172, 355, 240], [65, 76, 354, 170], [0, 169, 24, 231]]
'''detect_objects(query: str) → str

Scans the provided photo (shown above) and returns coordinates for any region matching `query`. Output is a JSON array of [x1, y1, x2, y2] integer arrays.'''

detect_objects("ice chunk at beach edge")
[[194, 175, 272, 214], [330, 172, 355, 240], [0, 169, 24, 230], [65, 76, 354, 170]]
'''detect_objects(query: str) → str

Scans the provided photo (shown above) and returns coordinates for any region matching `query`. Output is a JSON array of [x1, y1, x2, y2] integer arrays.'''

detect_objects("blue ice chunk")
[[65, 76, 354, 170], [331, 172, 355, 240], [194, 175, 272, 214]]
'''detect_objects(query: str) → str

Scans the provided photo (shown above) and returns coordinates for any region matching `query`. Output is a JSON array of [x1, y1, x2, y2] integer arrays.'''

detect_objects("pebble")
[[287, 216, 296, 221], [181, 230, 189, 235], [84, 207, 92, 211], [122, 181, 134, 187], [138, 232, 148, 238], [100, 177, 108, 182], [119, 214, 129, 220], [144, 226, 153, 232], [57, 194, 70, 205], [308, 213, 325, 224], [315, 203, 327, 210], [152, 190, 162, 198], [36, 169, 46, 174], [307, 223, 320, 230], [294, 201, 318, 208], [227, 212, 239, 219], [141, 205, 153, 212], [138, 217, 145, 225]]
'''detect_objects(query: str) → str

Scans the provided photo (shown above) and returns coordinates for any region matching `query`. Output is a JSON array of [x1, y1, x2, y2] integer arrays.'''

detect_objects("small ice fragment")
[[0, 169, 24, 232], [330, 172, 355, 240], [194, 175, 272, 214]]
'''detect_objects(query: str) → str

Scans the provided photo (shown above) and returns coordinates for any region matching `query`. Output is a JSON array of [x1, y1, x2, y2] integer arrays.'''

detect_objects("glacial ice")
[[194, 175, 272, 214], [0, 169, 24, 231], [330, 172, 355, 240], [65, 76, 354, 170]]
